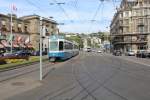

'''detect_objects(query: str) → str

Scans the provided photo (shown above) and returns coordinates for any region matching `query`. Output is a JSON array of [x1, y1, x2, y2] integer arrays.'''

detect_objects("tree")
[[65, 35, 83, 48]]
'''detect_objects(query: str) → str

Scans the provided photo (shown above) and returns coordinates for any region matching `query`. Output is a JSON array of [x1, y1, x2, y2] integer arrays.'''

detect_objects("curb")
[[0, 58, 48, 72]]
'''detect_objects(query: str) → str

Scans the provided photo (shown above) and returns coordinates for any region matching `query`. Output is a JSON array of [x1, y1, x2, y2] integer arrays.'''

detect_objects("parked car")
[[136, 50, 147, 58], [31, 51, 47, 56], [97, 50, 102, 53], [87, 48, 91, 52], [3, 52, 16, 57], [84, 47, 91, 52], [113, 50, 122, 56], [14, 51, 31, 57], [125, 51, 135, 56]]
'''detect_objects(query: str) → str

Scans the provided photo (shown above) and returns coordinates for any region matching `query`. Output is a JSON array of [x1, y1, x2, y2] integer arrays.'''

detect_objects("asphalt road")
[[1, 52, 150, 100]]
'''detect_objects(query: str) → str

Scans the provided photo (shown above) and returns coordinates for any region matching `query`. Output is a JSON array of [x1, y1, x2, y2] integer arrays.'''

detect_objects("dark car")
[[14, 51, 31, 57], [136, 50, 147, 58], [31, 51, 47, 56], [113, 50, 122, 56], [145, 51, 150, 58]]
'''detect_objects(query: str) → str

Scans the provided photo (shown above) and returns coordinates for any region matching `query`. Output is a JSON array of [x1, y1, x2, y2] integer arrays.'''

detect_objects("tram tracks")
[[71, 54, 129, 100], [5, 53, 147, 100], [0, 61, 55, 83]]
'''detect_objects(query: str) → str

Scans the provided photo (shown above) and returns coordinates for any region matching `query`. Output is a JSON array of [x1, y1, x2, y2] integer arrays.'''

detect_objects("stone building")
[[0, 13, 30, 52], [20, 15, 58, 52], [110, 0, 150, 53], [0, 14, 58, 52]]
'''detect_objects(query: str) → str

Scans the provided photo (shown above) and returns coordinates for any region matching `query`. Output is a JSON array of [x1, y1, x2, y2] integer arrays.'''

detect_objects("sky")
[[0, 0, 121, 34]]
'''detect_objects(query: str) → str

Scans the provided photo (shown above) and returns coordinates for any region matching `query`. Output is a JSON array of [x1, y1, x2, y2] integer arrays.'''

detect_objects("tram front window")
[[50, 41, 58, 51], [59, 41, 63, 51]]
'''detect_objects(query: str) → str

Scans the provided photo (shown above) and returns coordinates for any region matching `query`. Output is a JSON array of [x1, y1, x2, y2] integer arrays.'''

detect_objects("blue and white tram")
[[48, 35, 79, 61]]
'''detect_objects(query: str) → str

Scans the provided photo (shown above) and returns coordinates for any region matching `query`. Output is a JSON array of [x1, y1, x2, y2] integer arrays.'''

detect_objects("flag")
[[11, 4, 17, 13]]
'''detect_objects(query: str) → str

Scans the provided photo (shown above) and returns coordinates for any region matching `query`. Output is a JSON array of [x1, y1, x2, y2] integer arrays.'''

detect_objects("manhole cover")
[[12, 82, 25, 86]]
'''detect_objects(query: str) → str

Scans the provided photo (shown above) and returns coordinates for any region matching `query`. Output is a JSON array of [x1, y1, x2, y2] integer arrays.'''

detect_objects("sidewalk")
[[0, 58, 67, 100], [118, 55, 150, 67], [0, 76, 42, 100]]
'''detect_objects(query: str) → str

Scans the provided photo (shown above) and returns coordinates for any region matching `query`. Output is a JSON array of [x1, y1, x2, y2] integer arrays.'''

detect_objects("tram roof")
[[49, 35, 64, 40]]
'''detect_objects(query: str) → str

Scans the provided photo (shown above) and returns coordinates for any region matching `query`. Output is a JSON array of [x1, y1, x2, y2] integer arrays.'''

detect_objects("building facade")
[[110, 0, 150, 53], [0, 14, 31, 52], [0, 14, 58, 52], [20, 15, 58, 52]]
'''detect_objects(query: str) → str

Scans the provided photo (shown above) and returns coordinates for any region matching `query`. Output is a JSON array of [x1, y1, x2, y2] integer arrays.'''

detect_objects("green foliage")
[[87, 38, 91, 47], [90, 32, 110, 42], [65, 35, 83, 48], [0, 56, 48, 70]]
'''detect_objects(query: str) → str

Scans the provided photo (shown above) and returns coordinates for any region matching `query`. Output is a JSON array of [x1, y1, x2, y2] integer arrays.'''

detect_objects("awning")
[[13, 42, 19, 48], [19, 43, 26, 48], [26, 43, 33, 48], [1, 40, 10, 47]]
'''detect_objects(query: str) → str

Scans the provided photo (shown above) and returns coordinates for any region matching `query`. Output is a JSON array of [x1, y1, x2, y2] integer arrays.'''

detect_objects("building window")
[[1, 21, 6, 25], [139, 9, 143, 16], [138, 18, 143, 24], [124, 11, 129, 17], [120, 13, 123, 18], [144, 9, 148, 15], [51, 25, 54, 29], [1, 25, 7, 31], [138, 26, 144, 33], [123, 27, 129, 33], [135, 10, 139, 16], [124, 19, 129, 25], [18, 24, 22, 32], [12, 26, 15, 32], [24, 26, 28, 32], [18, 27, 22, 32]]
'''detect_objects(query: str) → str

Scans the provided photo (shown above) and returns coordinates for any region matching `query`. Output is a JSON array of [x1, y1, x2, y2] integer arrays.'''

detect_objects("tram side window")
[[74, 45, 78, 49], [64, 42, 73, 50], [64, 42, 69, 50], [59, 41, 63, 51], [69, 43, 73, 49]]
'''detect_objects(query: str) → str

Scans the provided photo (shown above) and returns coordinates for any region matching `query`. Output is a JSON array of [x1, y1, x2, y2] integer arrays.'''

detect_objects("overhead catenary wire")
[[73, 0, 82, 22], [51, 0, 78, 33], [26, 0, 45, 13], [26, 0, 121, 33], [87, 0, 104, 34], [52, 0, 71, 21]]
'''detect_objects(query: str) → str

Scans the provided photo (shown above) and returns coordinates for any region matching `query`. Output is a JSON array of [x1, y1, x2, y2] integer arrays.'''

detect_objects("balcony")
[[137, 23, 144, 26], [114, 39, 148, 45]]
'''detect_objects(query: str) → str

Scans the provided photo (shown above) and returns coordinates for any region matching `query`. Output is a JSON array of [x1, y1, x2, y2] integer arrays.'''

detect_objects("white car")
[[97, 50, 102, 53], [125, 51, 135, 56]]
